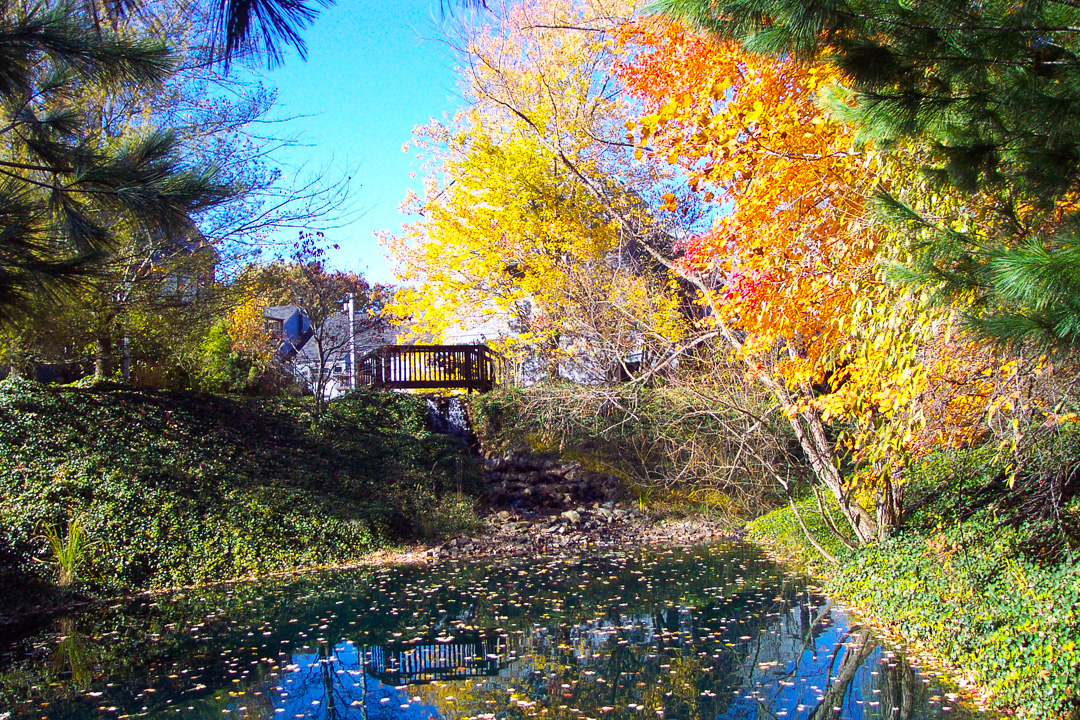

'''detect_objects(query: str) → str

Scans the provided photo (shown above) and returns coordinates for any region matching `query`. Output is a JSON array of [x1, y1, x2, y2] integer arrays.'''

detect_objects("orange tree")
[[616, 18, 928, 542], [616, 19, 1073, 543]]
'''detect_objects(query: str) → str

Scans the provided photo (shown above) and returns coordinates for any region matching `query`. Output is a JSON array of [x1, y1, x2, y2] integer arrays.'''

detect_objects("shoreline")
[[749, 534, 1001, 717], [0, 510, 999, 718], [0, 510, 736, 632]]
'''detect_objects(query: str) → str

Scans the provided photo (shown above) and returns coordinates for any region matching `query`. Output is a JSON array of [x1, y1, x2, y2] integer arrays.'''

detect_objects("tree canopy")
[[658, 0, 1080, 347], [388, 0, 699, 380], [0, 3, 229, 320]]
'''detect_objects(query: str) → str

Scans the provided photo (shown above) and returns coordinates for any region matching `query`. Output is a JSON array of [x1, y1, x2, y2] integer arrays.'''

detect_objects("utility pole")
[[121, 335, 130, 383], [347, 292, 356, 390]]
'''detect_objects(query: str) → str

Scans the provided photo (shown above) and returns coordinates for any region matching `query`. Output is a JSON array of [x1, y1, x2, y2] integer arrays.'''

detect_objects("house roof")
[[295, 314, 399, 365], [265, 305, 304, 320]]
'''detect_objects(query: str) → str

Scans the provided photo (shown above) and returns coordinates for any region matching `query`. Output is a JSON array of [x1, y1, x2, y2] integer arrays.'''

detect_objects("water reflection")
[[0, 543, 971, 720]]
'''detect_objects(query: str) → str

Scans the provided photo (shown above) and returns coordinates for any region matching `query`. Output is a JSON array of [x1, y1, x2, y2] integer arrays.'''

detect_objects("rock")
[[560, 510, 582, 524]]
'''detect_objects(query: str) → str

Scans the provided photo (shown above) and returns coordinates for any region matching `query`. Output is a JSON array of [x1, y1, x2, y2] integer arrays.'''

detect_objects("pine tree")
[[214, 0, 329, 67], [0, 3, 229, 320], [659, 0, 1080, 346]]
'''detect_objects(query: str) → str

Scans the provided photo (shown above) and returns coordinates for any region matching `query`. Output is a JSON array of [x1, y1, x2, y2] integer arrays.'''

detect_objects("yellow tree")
[[387, 0, 699, 381], [390, 124, 689, 379], [224, 293, 277, 363]]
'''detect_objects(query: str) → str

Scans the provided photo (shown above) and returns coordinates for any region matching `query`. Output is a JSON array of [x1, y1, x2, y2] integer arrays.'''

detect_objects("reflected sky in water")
[[0, 543, 974, 720]]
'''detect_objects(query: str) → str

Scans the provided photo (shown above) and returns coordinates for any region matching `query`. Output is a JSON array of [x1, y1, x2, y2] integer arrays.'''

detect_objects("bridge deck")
[[357, 344, 503, 392]]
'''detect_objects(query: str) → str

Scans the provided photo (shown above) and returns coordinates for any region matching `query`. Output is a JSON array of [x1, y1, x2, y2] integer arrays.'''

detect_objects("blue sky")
[[253, 0, 467, 284]]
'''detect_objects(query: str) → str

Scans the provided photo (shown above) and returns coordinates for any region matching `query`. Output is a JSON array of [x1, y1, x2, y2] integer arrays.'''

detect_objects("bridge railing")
[[357, 344, 505, 392], [361, 640, 510, 685]]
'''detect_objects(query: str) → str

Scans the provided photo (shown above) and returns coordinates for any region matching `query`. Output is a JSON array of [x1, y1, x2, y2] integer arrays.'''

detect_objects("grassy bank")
[[748, 444, 1080, 719], [0, 378, 481, 612]]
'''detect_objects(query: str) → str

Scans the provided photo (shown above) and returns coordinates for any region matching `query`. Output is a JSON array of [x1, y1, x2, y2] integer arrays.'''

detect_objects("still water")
[[0, 543, 973, 720]]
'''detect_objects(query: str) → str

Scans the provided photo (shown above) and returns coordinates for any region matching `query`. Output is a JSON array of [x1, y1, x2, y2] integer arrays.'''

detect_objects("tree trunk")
[[313, 343, 329, 419], [789, 401, 880, 543], [709, 318, 882, 543], [6, 340, 27, 380], [874, 462, 905, 541], [121, 335, 130, 383], [94, 335, 112, 377], [538, 141, 894, 542]]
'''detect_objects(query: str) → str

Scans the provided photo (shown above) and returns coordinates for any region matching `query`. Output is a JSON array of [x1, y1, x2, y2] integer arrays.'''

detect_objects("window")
[[265, 318, 284, 337]]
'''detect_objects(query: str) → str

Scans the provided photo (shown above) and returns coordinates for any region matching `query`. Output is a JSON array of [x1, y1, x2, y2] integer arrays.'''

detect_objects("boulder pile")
[[481, 450, 622, 510], [417, 449, 735, 561], [421, 509, 733, 560], [422, 505, 647, 559]]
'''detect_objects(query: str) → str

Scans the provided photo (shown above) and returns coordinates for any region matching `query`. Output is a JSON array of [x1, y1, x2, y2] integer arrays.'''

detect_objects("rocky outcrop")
[[480, 450, 622, 510], [419, 449, 736, 561]]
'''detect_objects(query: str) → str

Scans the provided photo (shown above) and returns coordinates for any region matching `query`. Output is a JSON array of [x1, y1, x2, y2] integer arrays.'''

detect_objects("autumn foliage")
[[384, 0, 1079, 544], [386, 0, 694, 380], [617, 20, 882, 386], [613, 18, 1066, 532]]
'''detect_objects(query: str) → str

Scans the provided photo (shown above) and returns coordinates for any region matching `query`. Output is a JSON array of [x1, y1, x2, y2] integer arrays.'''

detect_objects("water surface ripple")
[[0, 542, 974, 720]]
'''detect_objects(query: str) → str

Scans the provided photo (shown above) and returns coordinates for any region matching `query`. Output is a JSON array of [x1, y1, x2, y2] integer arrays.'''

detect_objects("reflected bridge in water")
[[361, 636, 514, 686]]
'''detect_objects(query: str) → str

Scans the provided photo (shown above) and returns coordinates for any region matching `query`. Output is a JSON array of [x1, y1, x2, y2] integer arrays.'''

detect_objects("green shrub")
[[0, 380, 481, 594], [746, 494, 855, 573], [750, 441, 1080, 719], [410, 492, 482, 539], [194, 323, 253, 393]]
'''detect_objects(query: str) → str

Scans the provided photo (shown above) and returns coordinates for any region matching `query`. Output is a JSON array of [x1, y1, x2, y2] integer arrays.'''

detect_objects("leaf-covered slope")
[[0, 379, 479, 594]]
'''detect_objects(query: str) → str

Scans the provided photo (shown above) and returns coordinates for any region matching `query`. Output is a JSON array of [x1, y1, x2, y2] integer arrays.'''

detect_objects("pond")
[[0, 542, 975, 720]]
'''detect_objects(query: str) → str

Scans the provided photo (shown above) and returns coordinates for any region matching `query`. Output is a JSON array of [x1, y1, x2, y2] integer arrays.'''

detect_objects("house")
[[156, 234, 218, 304], [292, 312, 399, 399], [264, 305, 313, 359]]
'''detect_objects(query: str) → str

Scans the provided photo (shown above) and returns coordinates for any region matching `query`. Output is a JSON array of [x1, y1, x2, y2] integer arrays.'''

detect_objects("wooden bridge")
[[356, 344, 505, 392], [360, 637, 512, 686]]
